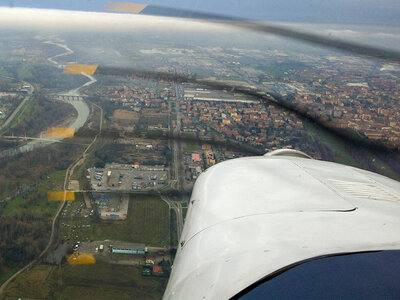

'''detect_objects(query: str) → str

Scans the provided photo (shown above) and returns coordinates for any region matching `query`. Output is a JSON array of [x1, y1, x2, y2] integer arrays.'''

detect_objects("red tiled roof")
[[153, 265, 163, 274], [192, 153, 201, 162]]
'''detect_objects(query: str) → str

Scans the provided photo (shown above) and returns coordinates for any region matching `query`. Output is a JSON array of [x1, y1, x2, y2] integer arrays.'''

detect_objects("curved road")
[[160, 195, 184, 242], [0, 102, 103, 296]]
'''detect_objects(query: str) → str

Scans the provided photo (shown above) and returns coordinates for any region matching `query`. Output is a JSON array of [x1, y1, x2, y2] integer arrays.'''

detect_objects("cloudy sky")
[[0, 0, 399, 26]]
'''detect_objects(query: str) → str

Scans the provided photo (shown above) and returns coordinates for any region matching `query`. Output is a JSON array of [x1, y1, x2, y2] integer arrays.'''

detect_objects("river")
[[0, 40, 93, 157]]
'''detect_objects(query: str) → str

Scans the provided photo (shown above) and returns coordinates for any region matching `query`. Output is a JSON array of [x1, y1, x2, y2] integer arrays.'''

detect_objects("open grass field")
[[4, 195, 170, 299], [3, 265, 54, 299], [52, 261, 167, 300], [3, 262, 167, 300], [6, 96, 35, 130], [59, 194, 170, 246], [305, 122, 400, 181], [371, 156, 400, 181], [305, 122, 357, 167], [183, 141, 199, 153], [170, 209, 178, 247], [182, 132, 201, 153], [2, 169, 65, 217], [0, 267, 20, 286], [90, 194, 170, 247], [0, 96, 34, 136], [111, 109, 140, 122], [181, 202, 189, 221]]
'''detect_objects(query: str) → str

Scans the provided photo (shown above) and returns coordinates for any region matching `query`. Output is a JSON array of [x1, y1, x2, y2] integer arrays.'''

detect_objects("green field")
[[4, 262, 167, 300], [370, 155, 400, 181], [182, 132, 200, 153], [305, 122, 400, 181], [16, 63, 33, 81], [7, 97, 35, 130], [0, 96, 34, 136], [4, 194, 170, 299], [53, 262, 167, 300], [0, 267, 20, 286], [2, 170, 65, 217], [183, 141, 200, 153], [181, 202, 189, 221], [170, 209, 178, 247], [305, 121, 357, 167], [59, 194, 171, 246], [4, 265, 54, 299], [135, 129, 164, 138], [90, 194, 170, 247]]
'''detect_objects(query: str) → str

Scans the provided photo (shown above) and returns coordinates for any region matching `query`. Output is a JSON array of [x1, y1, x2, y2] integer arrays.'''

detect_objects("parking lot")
[[87, 163, 168, 192]]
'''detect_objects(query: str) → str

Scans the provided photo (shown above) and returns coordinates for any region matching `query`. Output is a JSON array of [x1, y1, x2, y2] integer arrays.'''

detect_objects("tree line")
[[0, 213, 50, 272], [5, 93, 75, 137]]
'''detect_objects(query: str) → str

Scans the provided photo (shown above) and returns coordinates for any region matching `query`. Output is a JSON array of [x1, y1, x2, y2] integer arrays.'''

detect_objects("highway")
[[161, 195, 184, 242], [165, 84, 186, 242], [170, 84, 185, 191], [171, 85, 180, 190], [2, 135, 89, 146], [0, 82, 33, 134]]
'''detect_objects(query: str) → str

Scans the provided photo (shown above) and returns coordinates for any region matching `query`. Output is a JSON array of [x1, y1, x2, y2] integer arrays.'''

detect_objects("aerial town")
[[0, 20, 399, 299]]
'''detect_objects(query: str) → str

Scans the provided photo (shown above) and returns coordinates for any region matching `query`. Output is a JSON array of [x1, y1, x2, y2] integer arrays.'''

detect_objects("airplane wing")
[[164, 150, 400, 299]]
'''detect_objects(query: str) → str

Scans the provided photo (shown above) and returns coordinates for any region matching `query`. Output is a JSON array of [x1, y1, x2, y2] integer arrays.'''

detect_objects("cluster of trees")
[[0, 213, 50, 269], [0, 139, 85, 277], [0, 95, 24, 116], [0, 81, 15, 92], [0, 140, 19, 152], [22, 65, 88, 90], [94, 143, 132, 164], [87, 95, 119, 120], [5, 93, 75, 137], [0, 142, 81, 182]]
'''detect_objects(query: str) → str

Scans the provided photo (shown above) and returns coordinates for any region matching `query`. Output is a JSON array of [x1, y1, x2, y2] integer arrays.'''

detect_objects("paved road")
[[2, 135, 88, 146], [172, 200, 184, 242], [161, 195, 184, 243], [170, 84, 184, 191], [0, 82, 33, 134], [171, 88, 180, 190], [0, 41, 102, 297], [0, 101, 103, 297]]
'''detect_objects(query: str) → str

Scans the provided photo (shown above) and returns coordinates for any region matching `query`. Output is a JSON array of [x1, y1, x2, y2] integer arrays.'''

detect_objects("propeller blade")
[[103, 2, 400, 63], [64, 64, 399, 154]]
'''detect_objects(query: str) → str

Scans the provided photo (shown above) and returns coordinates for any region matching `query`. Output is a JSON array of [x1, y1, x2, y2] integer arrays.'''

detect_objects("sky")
[[0, 0, 399, 26]]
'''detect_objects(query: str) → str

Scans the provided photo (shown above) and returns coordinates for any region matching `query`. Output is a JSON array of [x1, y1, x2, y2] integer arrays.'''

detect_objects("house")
[[191, 153, 201, 162], [153, 265, 164, 276], [146, 257, 156, 265]]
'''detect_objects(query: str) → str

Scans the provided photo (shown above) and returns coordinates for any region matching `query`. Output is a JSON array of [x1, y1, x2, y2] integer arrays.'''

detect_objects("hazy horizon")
[[1, 0, 399, 26]]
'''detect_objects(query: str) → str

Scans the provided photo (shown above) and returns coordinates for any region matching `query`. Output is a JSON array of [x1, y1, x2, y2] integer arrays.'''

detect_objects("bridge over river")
[[51, 94, 87, 101]]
